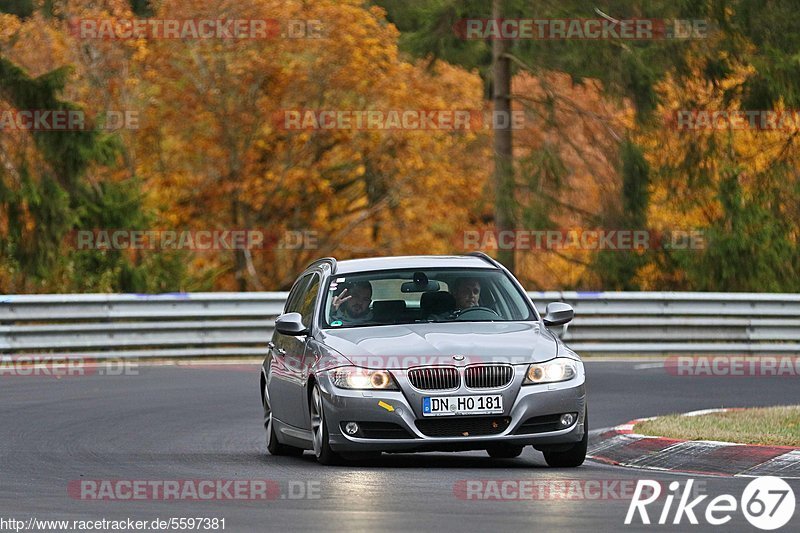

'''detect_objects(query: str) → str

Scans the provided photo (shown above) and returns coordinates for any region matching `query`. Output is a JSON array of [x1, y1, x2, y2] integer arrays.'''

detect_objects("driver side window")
[[285, 275, 311, 314], [298, 274, 320, 328]]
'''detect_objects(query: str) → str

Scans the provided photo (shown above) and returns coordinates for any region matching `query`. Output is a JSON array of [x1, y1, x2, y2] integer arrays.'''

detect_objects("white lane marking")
[[633, 362, 665, 370], [682, 408, 729, 417]]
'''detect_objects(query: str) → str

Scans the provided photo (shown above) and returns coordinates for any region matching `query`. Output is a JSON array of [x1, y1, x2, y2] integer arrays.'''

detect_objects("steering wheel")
[[453, 306, 501, 319]]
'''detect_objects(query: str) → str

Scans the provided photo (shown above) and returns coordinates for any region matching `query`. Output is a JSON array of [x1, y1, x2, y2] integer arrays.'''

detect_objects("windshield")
[[322, 268, 534, 328]]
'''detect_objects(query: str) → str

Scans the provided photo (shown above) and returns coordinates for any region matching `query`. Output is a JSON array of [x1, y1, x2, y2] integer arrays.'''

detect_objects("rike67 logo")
[[626, 477, 795, 530]]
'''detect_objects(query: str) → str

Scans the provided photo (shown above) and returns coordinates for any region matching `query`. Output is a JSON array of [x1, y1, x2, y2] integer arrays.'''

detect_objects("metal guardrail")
[[0, 293, 287, 359], [529, 292, 800, 354], [1, 292, 798, 358]]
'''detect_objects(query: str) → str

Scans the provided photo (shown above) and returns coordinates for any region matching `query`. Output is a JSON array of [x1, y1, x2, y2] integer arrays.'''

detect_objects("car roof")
[[330, 255, 498, 275]]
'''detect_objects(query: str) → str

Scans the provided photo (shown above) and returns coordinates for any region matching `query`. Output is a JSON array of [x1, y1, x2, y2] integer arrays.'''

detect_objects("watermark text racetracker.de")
[[0, 356, 138, 378], [68, 229, 319, 251], [69, 18, 324, 40], [459, 229, 705, 251], [667, 109, 800, 131], [0, 110, 139, 131], [454, 18, 710, 40], [275, 109, 526, 131], [454, 478, 706, 501], [272, 354, 548, 377], [67, 479, 320, 501], [666, 356, 800, 377]]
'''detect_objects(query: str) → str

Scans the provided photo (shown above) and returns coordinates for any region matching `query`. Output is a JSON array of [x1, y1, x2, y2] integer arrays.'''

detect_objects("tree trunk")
[[492, 0, 515, 273], [232, 198, 247, 291]]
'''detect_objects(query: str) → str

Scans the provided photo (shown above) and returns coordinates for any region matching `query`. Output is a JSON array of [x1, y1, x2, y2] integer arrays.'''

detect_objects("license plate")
[[422, 395, 503, 416]]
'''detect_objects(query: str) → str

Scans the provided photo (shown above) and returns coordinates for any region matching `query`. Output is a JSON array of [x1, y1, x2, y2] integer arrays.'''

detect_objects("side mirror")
[[543, 302, 574, 327], [275, 312, 309, 336]]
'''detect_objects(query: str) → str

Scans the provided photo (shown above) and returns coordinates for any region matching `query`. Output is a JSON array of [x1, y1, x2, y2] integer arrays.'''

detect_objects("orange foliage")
[[510, 72, 631, 289], [136, 0, 491, 289]]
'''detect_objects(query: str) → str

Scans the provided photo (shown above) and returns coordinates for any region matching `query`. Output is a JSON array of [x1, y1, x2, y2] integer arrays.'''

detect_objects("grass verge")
[[634, 406, 800, 447]]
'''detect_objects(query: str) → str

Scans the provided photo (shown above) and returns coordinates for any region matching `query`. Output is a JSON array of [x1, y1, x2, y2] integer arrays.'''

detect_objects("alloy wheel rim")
[[311, 387, 323, 456], [263, 383, 273, 447]]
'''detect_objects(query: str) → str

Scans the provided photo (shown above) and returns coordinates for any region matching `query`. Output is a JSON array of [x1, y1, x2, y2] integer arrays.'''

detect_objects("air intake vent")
[[415, 416, 511, 437]]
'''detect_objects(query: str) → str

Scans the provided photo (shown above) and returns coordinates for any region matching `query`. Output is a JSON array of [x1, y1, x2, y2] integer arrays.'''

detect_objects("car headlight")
[[329, 367, 398, 390], [524, 358, 577, 385]]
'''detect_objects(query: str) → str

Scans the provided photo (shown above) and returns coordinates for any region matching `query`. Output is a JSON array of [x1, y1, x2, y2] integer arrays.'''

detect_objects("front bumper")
[[315, 363, 586, 453]]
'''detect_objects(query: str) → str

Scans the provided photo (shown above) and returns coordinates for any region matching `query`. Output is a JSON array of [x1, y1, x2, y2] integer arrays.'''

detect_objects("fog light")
[[560, 413, 575, 427], [344, 422, 360, 436]]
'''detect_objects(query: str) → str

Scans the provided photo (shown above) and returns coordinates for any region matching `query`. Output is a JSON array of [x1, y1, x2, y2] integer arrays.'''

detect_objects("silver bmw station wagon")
[[260, 253, 587, 466]]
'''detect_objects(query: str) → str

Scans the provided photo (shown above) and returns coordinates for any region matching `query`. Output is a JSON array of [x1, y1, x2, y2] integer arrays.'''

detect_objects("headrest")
[[372, 300, 407, 320], [420, 291, 456, 315]]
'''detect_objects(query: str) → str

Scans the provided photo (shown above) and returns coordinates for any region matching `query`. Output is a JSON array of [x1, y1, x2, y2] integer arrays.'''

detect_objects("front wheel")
[[310, 384, 343, 465], [543, 410, 588, 468]]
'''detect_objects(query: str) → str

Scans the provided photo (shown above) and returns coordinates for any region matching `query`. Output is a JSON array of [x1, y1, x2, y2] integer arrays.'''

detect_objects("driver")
[[452, 277, 481, 310], [331, 281, 373, 324]]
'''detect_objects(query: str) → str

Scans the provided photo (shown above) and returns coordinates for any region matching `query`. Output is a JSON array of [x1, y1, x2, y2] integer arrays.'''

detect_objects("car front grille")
[[464, 364, 514, 389], [415, 416, 511, 437], [407, 366, 459, 390]]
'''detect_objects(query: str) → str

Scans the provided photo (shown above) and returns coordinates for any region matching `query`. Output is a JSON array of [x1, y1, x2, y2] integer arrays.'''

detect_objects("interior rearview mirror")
[[400, 280, 440, 292]]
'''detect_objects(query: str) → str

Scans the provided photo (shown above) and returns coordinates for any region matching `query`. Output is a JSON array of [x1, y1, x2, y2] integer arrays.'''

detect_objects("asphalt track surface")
[[1, 361, 798, 532]]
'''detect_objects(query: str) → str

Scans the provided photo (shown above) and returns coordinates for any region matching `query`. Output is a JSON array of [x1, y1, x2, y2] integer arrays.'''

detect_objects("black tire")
[[486, 444, 524, 459], [543, 410, 588, 468], [263, 379, 303, 457], [310, 384, 343, 465]]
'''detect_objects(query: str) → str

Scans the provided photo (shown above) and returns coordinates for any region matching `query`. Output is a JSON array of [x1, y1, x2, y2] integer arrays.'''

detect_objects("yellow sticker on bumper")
[[378, 401, 395, 412]]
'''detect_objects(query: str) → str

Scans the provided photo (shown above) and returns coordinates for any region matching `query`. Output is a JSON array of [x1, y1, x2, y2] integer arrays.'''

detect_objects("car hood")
[[317, 321, 557, 369]]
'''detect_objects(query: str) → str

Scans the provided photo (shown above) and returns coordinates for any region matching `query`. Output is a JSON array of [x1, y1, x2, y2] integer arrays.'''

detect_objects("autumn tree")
[[0, 1, 186, 292], [138, 0, 490, 290]]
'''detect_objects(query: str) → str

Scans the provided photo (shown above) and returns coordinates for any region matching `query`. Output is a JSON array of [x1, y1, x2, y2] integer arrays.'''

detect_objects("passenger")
[[331, 281, 373, 324]]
